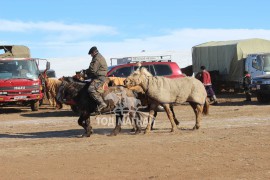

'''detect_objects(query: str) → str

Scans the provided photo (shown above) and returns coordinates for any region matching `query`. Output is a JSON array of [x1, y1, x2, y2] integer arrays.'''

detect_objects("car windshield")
[[0, 59, 39, 80], [262, 54, 270, 72]]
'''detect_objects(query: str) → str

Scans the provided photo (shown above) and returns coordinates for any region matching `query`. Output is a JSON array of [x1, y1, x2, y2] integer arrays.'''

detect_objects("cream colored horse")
[[125, 67, 209, 133]]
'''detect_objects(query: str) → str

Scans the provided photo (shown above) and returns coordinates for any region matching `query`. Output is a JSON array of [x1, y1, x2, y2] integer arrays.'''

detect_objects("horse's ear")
[[136, 62, 142, 68], [43, 69, 48, 78], [140, 67, 146, 74]]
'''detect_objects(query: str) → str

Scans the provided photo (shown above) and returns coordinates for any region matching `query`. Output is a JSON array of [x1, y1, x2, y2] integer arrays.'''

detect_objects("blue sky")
[[1, 0, 270, 76]]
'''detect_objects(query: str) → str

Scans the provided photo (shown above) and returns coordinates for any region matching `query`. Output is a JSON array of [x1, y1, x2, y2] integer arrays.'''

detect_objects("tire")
[[256, 93, 269, 103], [31, 101, 39, 111]]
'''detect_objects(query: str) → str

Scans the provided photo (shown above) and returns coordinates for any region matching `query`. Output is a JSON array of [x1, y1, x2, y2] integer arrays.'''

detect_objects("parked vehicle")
[[192, 38, 270, 92], [108, 56, 185, 112], [108, 55, 184, 78], [252, 73, 270, 103], [0, 45, 50, 111]]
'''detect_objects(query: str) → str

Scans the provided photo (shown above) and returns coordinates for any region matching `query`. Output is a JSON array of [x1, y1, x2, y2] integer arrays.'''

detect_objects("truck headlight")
[[0, 92, 8, 95]]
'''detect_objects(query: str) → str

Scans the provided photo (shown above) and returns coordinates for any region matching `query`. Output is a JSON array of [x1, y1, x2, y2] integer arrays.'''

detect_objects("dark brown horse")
[[57, 80, 144, 137]]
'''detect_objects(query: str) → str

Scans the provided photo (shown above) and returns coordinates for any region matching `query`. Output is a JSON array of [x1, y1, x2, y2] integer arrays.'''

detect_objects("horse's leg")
[[150, 110, 157, 130], [129, 112, 136, 133], [163, 104, 177, 132], [144, 103, 158, 134], [78, 112, 92, 137], [109, 114, 123, 136], [48, 92, 53, 106], [189, 102, 203, 130], [55, 98, 63, 109], [170, 104, 180, 126], [134, 112, 142, 134]]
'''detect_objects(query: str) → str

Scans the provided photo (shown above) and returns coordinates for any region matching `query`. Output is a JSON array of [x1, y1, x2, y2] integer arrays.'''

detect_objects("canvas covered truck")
[[0, 45, 50, 111], [192, 38, 270, 93]]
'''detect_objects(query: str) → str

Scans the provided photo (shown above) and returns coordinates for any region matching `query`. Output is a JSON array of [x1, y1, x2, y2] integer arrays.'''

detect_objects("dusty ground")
[[0, 93, 270, 180]]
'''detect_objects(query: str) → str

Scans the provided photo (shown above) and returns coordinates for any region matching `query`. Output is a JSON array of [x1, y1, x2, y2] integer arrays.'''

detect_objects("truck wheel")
[[31, 101, 39, 111], [256, 93, 268, 103]]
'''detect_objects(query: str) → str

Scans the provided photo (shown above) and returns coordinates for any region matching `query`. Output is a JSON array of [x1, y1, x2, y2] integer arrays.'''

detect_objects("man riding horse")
[[86, 46, 108, 113]]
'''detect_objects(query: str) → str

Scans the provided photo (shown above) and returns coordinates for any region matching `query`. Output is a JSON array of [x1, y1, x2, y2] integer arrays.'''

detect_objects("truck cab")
[[245, 53, 270, 78], [245, 53, 270, 103]]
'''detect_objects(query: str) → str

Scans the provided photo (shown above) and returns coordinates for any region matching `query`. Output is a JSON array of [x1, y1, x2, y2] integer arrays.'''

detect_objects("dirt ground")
[[0, 93, 270, 180]]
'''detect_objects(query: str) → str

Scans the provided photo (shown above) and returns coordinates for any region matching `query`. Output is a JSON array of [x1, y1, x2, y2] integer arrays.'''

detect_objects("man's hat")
[[88, 46, 98, 54]]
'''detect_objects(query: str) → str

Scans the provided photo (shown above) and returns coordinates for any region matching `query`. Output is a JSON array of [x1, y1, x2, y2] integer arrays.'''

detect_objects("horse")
[[124, 67, 209, 133], [40, 70, 63, 109], [57, 80, 144, 137]]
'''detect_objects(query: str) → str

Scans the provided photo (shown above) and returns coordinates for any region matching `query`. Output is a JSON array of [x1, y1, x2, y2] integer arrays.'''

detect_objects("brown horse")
[[125, 67, 209, 133], [40, 70, 63, 109]]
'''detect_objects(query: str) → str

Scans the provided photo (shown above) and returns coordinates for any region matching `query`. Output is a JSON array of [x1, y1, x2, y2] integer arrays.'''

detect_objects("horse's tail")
[[203, 98, 210, 115]]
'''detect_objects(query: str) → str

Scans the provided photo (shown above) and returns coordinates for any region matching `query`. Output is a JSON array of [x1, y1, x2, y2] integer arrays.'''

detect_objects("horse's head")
[[124, 67, 152, 88], [124, 69, 142, 88]]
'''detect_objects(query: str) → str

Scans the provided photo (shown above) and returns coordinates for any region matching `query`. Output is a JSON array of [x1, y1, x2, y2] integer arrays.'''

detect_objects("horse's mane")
[[60, 80, 87, 100], [140, 67, 153, 77], [59, 76, 85, 83], [132, 67, 153, 77]]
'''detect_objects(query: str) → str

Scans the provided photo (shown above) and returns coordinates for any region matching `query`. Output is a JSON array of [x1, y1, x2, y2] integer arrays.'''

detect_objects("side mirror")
[[46, 62, 50, 70]]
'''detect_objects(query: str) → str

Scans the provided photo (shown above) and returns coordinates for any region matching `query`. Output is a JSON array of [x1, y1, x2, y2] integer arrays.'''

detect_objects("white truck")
[[192, 38, 270, 93], [250, 53, 270, 103]]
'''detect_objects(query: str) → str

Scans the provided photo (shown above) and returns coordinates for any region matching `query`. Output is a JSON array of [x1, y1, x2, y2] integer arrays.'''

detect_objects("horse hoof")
[[108, 128, 120, 136], [174, 120, 180, 126], [135, 129, 141, 134], [130, 128, 136, 133], [108, 132, 117, 137], [144, 130, 151, 134], [192, 125, 200, 130], [78, 133, 90, 138]]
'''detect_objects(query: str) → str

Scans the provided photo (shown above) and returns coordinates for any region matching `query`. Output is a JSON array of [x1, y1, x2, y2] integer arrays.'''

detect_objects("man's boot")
[[92, 92, 107, 112], [212, 95, 218, 105]]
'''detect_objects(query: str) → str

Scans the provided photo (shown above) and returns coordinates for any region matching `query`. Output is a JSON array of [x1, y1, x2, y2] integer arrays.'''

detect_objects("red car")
[[107, 61, 184, 78]]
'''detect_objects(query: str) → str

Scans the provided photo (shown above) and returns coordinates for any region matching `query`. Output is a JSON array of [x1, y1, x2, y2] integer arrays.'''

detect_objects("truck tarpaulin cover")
[[192, 38, 270, 81], [0, 45, 30, 58]]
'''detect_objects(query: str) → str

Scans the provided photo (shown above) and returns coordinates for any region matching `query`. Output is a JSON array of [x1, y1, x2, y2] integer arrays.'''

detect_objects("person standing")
[[86, 46, 108, 112], [199, 66, 218, 105], [243, 71, 252, 101]]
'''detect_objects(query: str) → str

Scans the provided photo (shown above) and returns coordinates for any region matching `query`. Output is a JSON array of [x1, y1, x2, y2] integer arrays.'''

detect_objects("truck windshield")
[[0, 59, 39, 80], [262, 54, 270, 72]]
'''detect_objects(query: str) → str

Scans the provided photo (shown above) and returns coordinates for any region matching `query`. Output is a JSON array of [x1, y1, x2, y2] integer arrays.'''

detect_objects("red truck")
[[0, 45, 50, 111]]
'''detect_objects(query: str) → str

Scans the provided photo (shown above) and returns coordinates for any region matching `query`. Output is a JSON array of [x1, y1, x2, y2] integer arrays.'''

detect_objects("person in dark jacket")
[[86, 46, 108, 112], [198, 66, 218, 105], [243, 71, 252, 101]]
